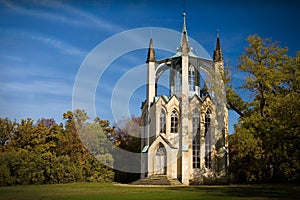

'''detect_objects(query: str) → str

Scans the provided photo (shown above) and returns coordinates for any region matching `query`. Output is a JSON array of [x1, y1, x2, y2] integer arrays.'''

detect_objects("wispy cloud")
[[1, 0, 84, 26], [1, 29, 88, 57], [0, 98, 71, 123], [0, 54, 24, 62], [37, 0, 125, 32], [29, 32, 88, 56], [0, 79, 72, 96], [0, 0, 124, 33]]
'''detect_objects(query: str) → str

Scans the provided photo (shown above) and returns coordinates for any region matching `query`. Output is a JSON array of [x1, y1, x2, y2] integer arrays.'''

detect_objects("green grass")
[[0, 182, 299, 200]]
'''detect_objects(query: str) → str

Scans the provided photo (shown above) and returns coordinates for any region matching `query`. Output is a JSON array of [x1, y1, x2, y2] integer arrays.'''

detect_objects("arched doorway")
[[155, 143, 166, 175]]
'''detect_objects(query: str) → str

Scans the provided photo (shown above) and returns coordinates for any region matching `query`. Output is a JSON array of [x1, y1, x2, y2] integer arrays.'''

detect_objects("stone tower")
[[141, 13, 228, 185]]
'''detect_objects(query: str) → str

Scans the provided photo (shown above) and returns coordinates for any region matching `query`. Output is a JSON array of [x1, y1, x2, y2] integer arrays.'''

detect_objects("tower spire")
[[146, 37, 155, 63], [213, 31, 223, 62], [180, 12, 189, 54]]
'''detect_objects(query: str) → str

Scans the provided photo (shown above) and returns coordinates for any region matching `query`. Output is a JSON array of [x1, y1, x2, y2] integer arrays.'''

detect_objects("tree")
[[111, 116, 142, 152], [109, 116, 142, 183], [0, 110, 115, 186], [36, 118, 56, 129], [229, 35, 300, 183], [0, 118, 16, 147], [61, 109, 114, 182], [238, 35, 288, 117], [222, 65, 248, 117], [80, 122, 113, 167]]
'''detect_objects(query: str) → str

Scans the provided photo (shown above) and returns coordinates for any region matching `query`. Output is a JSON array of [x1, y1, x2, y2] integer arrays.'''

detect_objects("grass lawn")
[[0, 182, 299, 200]]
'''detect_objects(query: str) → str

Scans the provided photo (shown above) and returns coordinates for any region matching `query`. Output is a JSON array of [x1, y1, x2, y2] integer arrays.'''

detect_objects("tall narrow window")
[[170, 109, 179, 133], [160, 109, 166, 133], [188, 65, 195, 91], [175, 69, 181, 92], [192, 108, 200, 168], [205, 110, 211, 169]]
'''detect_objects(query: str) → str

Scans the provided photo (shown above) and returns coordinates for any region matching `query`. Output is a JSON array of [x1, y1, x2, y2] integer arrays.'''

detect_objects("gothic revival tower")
[[141, 13, 228, 185]]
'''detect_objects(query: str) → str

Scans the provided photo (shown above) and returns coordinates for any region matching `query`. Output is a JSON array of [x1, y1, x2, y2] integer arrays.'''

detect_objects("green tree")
[[62, 109, 114, 182], [0, 110, 114, 186], [80, 122, 114, 167], [229, 35, 300, 183], [222, 65, 248, 116], [0, 118, 16, 147]]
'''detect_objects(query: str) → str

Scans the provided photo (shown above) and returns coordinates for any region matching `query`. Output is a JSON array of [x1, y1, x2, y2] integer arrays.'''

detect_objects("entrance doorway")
[[155, 143, 166, 175]]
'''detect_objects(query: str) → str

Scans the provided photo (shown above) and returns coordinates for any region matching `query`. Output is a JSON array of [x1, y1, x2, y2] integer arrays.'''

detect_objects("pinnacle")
[[180, 12, 189, 54], [146, 38, 156, 63]]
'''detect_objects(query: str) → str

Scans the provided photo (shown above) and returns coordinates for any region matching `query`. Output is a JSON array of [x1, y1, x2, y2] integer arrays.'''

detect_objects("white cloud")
[[0, 79, 72, 96], [29, 33, 88, 56], [0, 98, 70, 123], [0, 60, 72, 82], [38, 0, 124, 32], [0, 29, 88, 57], [0, 0, 124, 33], [0, 54, 24, 62]]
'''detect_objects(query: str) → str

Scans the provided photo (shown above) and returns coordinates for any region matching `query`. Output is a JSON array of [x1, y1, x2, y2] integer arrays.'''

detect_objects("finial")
[[216, 28, 220, 38], [182, 0, 187, 34], [182, 12, 187, 33]]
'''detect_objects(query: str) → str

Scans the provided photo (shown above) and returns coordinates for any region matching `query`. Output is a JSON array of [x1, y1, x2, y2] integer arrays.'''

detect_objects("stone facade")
[[141, 13, 229, 185]]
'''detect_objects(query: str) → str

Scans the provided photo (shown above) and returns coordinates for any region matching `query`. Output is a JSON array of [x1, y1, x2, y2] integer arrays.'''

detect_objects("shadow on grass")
[[167, 185, 300, 199]]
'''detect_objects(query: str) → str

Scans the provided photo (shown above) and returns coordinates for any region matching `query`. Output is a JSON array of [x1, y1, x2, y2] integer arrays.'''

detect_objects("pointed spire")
[[146, 38, 155, 63], [213, 31, 223, 62], [180, 12, 189, 54], [181, 12, 188, 42]]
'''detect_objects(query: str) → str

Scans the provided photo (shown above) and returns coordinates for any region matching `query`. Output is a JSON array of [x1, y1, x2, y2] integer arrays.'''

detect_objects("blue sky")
[[1, 0, 300, 133]]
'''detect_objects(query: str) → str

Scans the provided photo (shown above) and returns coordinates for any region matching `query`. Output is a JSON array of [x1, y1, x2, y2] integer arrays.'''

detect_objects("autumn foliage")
[[0, 110, 114, 186]]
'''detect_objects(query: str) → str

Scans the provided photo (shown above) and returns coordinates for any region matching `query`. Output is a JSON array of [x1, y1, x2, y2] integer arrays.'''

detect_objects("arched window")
[[160, 109, 166, 133], [188, 65, 195, 91], [192, 108, 200, 168], [170, 109, 179, 133], [175, 69, 181, 92], [205, 110, 212, 169]]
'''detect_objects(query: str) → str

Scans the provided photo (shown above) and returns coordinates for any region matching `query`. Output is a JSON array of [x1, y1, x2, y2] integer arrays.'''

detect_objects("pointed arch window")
[[170, 109, 179, 133], [188, 65, 195, 91], [205, 110, 212, 169], [160, 109, 166, 133], [192, 108, 200, 168], [175, 69, 181, 92]]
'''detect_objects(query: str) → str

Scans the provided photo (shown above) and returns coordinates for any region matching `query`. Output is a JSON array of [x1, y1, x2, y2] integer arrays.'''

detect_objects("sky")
[[1, 0, 300, 133]]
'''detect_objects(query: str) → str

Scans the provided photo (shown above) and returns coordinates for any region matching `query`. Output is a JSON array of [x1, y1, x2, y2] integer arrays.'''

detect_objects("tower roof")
[[213, 33, 223, 62], [180, 12, 190, 54], [146, 37, 156, 63]]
